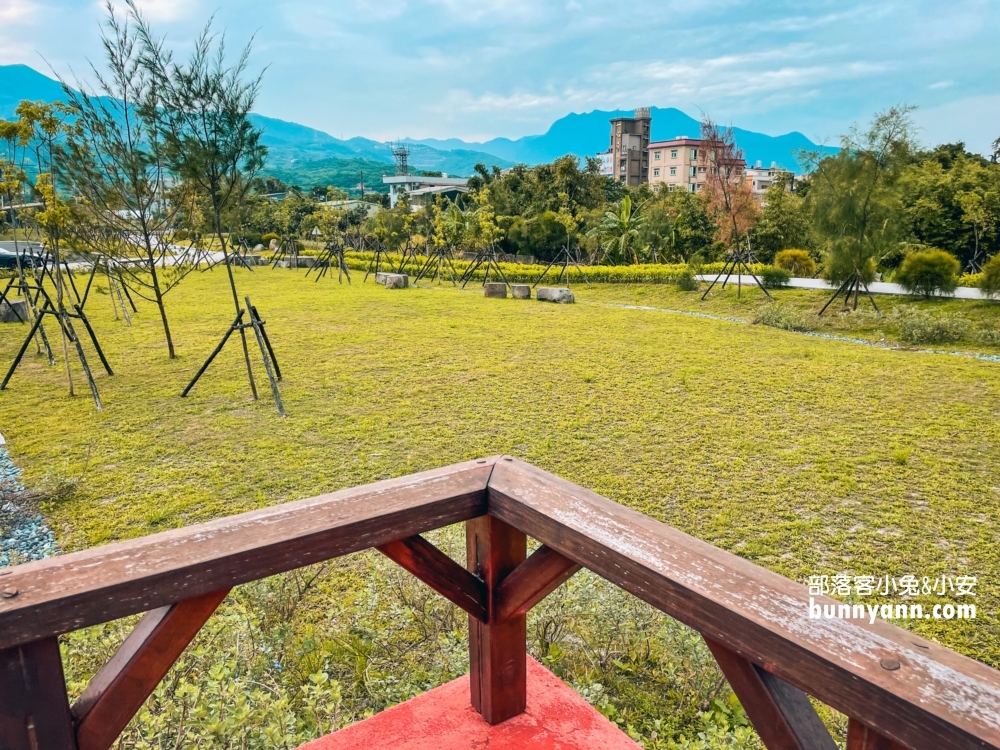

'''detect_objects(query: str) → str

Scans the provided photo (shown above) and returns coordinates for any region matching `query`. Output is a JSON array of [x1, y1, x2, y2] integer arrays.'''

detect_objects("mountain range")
[[2, 64, 835, 192]]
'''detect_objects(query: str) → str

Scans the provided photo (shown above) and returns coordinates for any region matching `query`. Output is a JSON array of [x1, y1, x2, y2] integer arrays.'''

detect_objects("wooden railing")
[[1, 457, 998, 750]]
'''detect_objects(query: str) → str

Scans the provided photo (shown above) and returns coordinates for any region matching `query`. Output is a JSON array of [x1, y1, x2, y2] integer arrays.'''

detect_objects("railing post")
[[466, 514, 527, 724], [0, 638, 76, 750]]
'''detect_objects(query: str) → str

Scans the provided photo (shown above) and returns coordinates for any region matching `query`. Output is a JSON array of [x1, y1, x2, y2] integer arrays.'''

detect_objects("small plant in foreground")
[[896, 249, 960, 298], [676, 267, 700, 291], [759, 266, 792, 289], [773, 249, 816, 277], [752, 304, 813, 332], [897, 310, 970, 344]]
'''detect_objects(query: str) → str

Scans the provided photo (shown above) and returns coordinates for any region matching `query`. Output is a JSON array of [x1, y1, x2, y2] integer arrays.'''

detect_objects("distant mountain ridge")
[[2, 64, 834, 192], [406, 107, 836, 171]]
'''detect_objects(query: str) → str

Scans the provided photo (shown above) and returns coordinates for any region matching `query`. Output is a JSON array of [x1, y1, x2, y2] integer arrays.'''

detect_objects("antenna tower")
[[392, 142, 411, 176]]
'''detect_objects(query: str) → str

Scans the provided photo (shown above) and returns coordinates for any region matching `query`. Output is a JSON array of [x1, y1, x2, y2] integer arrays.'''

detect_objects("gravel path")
[[0, 436, 59, 567], [695, 274, 990, 300]]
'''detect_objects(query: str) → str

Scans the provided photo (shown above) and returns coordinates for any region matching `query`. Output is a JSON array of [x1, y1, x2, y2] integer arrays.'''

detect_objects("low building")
[[746, 161, 795, 195], [383, 175, 470, 209], [648, 137, 744, 193]]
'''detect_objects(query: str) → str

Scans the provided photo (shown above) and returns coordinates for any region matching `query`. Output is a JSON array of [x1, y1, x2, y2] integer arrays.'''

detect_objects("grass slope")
[[1, 272, 998, 670]]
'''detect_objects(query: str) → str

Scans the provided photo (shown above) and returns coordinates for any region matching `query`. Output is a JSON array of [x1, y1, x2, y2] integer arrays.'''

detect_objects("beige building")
[[648, 137, 746, 193], [608, 108, 652, 186], [746, 161, 795, 195]]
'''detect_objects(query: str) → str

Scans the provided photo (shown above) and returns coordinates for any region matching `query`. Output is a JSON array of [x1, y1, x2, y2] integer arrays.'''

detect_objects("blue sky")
[[2, 0, 999, 152]]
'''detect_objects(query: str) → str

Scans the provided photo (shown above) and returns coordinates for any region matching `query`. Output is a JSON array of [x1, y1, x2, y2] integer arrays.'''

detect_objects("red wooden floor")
[[300, 657, 641, 750]]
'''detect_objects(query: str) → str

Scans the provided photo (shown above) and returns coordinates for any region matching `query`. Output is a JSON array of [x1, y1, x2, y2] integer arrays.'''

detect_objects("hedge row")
[[339, 251, 766, 285]]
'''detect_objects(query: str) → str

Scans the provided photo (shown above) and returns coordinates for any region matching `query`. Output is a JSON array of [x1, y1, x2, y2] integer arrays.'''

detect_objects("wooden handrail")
[[0, 458, 493, 648], [0, 456, 998, 750], [487, 458, 1000, 750]]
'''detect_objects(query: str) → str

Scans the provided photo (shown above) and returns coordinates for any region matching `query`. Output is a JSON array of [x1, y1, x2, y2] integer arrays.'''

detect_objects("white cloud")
[[929, 80, 954, 90], [0, 0, 38, 23], [103, 0, 198, 23], [0, 0, 39, 64], [915, 94, 1000, 155]]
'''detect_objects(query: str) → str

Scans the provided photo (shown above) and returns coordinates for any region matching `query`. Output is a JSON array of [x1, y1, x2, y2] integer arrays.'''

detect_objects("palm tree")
[[590, 195, 644, 264]]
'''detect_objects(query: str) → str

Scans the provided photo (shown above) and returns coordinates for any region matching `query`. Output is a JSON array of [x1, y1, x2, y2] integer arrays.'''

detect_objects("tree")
[[750, 174, 810, 262], [590, 195, 644, 264], [60, 2, 191, 359], [136, 4, 280, 408], [0, 116, 38, 307], [899, 146, 1000, 273], [806, 106, 917, 313], [701, 117, 759, 250], [18, 101, 80, 393]]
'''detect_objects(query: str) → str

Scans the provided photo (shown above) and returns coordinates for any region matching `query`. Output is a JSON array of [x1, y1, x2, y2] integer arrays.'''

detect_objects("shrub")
[[959, 272, 983, 288], [773, 249, 816, 277], [897, 311, 970, 344], [980, 254, 1000, 299], [676, 268, 700, 291], [895, 249, 960, 298], [759, 266, 792, 289], [977, 327, 1000, 347], [261, 232, 279, 245], [752, 304, 813, 332]]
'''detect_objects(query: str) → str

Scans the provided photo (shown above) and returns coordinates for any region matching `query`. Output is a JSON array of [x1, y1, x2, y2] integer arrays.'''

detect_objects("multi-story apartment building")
[[608, 108, 651, 186], [647, 137, 747, 193]]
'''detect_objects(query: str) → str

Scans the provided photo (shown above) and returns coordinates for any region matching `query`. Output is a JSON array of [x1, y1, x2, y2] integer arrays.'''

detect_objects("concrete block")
[[0, 300, 29, 323], [374, 272, 389, 285], [295, 256, 317, 268], [536, 287, 574, 304], [511, 284, 531, 299], [384, 273, 409, 289], [484, 282, 507, 298]]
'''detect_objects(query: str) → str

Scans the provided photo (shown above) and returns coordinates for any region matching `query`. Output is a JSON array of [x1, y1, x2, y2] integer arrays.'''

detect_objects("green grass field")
[[1, 268, 999, 744]]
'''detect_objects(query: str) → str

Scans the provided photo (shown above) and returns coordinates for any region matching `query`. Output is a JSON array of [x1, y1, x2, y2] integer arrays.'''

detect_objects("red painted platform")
[[300, 657, 641, 750]]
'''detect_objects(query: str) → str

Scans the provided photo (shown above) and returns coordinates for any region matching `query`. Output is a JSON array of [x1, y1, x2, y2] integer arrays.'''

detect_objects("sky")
[[2, 0, 999, 152]]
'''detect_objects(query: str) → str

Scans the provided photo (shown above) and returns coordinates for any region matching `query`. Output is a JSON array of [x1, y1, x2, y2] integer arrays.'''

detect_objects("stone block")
[[295, 256, 317, 268], [0, 300, 29, 323], [511, 284, 531, 299], [536, 287, 574, 304], [483, 282, 507, 298], [384, 273, 409, 289]]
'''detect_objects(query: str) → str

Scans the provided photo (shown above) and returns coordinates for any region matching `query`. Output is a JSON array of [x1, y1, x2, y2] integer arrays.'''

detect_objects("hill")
[[0, 65, 513, 190]]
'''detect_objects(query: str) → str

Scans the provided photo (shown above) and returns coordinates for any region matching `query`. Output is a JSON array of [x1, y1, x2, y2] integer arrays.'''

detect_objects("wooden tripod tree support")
[[413, 246, 460, 286], [1, 457, 998, 750], [181, 295, 284, 416], [307, 241, 351, 284], [532, 242, 592, 289], [364, 243, 394, 282], [1, 283, 113, 411], [459, 245, 512, 290], [701, 246, 773, 301], [818, 272, 880, 316]]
